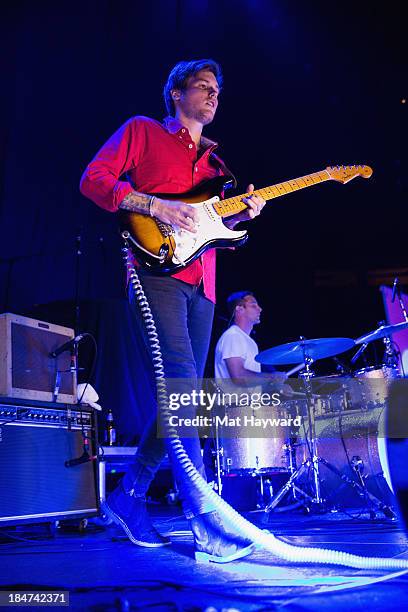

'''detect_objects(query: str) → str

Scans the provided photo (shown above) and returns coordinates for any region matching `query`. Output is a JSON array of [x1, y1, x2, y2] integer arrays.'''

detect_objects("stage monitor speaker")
[[0, 312, 76, 403], [0, 398, 99, 526]]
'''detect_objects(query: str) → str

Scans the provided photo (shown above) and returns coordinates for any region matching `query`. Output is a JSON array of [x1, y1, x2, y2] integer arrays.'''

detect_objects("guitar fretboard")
[[213, 170, 331, 218]]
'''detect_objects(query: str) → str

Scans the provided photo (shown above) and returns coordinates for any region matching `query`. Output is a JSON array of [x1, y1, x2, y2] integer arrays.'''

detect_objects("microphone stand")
[[74, 230, 82, 336], [73, 230, 84, 407], [393, 279, 408, 323], [388, 279, 408, 370]]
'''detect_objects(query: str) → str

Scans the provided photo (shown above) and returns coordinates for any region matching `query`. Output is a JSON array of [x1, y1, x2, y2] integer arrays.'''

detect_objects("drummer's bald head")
[[227, 291, 254, 320]]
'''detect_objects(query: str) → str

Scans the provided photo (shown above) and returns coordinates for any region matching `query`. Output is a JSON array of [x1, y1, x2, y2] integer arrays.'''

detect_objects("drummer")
[[203, 291, 291, 482], [214, 291, 288, 390]]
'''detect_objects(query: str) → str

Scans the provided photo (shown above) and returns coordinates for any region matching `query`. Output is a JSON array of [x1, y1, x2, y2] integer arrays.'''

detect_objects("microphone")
[[65, 436, 96, 467], [49, 334, 85, 358], [65, 451, 96, 468], [392, 278, 399, 303]]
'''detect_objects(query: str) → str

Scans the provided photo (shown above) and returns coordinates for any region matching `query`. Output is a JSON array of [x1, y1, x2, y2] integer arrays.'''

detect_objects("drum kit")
[[211, 320, 408, 518]]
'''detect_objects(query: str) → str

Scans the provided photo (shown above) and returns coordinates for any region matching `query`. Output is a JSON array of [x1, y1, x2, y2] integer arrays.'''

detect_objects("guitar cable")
[[123, 240, 408, 571]]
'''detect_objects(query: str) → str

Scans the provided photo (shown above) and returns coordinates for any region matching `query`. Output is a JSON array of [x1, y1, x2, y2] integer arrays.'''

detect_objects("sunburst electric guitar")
[[120, 165, 373, 274]]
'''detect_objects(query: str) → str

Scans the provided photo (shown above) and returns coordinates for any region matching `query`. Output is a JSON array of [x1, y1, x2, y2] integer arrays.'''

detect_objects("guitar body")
[[119, 176, 248, 274]]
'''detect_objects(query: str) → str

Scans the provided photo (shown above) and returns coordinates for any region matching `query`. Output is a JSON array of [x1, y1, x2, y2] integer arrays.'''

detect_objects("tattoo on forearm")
[[119, 191, 151, 214]]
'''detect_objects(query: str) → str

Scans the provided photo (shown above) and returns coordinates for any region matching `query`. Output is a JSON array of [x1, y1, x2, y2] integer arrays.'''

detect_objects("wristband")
[[149, 195, 156, 217]]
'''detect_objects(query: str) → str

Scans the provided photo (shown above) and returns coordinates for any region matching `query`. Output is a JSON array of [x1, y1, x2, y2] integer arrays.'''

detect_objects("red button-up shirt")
[[80, 116, 227, 303]]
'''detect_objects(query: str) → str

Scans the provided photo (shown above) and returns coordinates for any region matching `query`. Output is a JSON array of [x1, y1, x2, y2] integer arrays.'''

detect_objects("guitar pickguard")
[[171, 196, 247, 266]]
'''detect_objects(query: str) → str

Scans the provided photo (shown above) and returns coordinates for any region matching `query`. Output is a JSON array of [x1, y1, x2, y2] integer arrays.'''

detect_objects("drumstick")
[[288, 390, 323, 399], [285, 362, 306, 377]]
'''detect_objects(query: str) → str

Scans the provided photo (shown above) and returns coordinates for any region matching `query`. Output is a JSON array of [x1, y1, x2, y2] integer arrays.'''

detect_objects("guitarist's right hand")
[[151, 198, 199, 233]]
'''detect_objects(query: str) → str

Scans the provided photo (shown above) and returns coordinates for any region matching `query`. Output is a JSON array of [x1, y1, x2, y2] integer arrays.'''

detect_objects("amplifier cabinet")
[[0, 398, 99, 526], [0, 312, 76, 403]]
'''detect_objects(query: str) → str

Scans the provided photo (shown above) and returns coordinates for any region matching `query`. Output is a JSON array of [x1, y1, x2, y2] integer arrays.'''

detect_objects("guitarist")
[[80, 59, 266, 562]]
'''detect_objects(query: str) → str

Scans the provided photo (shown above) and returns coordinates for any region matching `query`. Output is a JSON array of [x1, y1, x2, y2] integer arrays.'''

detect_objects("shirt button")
[[181, 129, 186, 133], [195, 167, 198, 172], [188, 144, 193, 149]]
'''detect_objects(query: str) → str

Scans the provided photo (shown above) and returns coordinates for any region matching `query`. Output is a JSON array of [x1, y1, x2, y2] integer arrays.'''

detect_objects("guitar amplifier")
[[0, 397, 99, 526], [0, 313, 76, 403]]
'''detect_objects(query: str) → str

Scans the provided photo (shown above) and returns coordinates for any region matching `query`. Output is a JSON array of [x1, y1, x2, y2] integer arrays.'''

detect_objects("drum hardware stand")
[[300, 354, 325, 507], [283, 437, 299, 475], [392, 277, 408, 323], [351, 342, 369, 366], [262, 444, 397, 520], [382, 332, 400, 370], [263, 348, 330, 517], [211, 412, 224, 495], [257, 474, 274, 509], [318, 455, 397, 520]]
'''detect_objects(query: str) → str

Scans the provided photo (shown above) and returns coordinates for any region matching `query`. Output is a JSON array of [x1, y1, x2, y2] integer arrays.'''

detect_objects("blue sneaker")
[[102, 483, 171, 548]]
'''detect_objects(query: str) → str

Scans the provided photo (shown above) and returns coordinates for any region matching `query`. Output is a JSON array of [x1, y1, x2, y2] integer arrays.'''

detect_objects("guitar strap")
[[209, 152, 237, 190]]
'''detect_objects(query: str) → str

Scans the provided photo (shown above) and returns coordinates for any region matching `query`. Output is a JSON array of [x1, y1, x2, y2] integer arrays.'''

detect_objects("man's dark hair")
[[163, 59, 223, 116], [226, 291, 254, 318]]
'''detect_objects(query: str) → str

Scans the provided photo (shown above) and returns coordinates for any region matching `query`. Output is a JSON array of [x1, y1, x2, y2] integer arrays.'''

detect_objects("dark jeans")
[[125, 273, 217, 518]]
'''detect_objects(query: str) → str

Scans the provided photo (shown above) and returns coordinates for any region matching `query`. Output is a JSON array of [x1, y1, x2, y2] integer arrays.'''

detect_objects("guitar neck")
[[214, 169, 331, 218]]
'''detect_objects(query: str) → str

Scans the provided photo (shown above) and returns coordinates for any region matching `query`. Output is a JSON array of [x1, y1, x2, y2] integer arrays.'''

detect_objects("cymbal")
[[356, 321, 408, 345], [256, 338, 355, 366]]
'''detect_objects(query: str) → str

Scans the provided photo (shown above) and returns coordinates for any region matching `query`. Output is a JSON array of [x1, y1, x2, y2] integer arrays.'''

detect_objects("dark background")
[[1, 0, 406, 441]]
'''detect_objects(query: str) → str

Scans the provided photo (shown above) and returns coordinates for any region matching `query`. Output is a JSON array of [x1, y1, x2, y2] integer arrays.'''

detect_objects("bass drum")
[[312, 404, 394, 508]]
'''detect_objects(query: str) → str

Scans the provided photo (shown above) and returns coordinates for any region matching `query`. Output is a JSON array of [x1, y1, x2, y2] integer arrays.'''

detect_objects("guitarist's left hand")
[[224, 184, 265, 228]]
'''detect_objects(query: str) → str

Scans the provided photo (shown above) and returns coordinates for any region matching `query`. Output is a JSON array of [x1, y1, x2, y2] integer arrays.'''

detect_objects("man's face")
[[173, 70, 220, 125], [239, 295, 262, 325]]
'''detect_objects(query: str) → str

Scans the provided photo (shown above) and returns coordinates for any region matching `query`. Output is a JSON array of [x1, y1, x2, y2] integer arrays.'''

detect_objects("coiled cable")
[[124, 244, 408, 571]]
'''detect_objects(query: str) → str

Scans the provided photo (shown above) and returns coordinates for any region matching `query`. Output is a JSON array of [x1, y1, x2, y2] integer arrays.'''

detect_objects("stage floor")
[[1, 506, 408, 611]]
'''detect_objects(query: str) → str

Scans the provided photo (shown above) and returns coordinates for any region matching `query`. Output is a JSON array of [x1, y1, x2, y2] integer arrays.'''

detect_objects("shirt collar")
[[163, 116, 218, 150]]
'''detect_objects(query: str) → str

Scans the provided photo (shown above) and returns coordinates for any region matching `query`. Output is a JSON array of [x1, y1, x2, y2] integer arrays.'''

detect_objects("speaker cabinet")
[[0, 398, 99, 525], [0, 313, 76, 403]]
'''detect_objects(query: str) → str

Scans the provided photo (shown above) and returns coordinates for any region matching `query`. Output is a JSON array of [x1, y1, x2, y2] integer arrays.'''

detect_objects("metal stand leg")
[[213, 417, 223, 496], [319, 457, 396, 519], [263, 460, 315, 513], [263, 353, 329, 517]]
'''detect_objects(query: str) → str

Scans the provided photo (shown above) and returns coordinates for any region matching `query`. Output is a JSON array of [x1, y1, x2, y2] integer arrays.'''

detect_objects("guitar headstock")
[[326, 165, 373, 183]]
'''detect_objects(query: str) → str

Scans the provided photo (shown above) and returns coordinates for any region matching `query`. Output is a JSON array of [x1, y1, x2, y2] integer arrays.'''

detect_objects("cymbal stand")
[[392, 278, 408, 323], [384, 278, 407, 370], [300, 353, 324, 506], [263, 348, 328, 516]]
